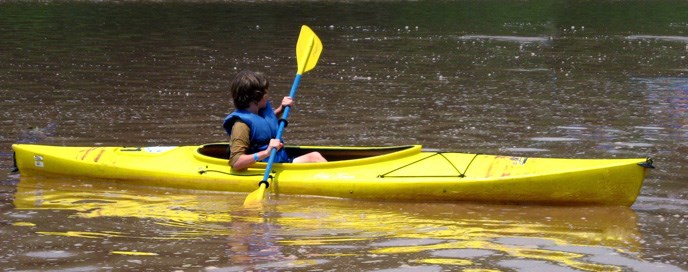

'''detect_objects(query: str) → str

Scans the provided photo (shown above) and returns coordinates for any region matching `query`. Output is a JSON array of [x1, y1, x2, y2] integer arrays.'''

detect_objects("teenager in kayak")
[[223, 70, 327, 170]]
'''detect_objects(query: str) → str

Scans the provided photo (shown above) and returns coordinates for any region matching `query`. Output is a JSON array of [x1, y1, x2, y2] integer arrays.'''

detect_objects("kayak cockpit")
[[196, 143, 418, 162]]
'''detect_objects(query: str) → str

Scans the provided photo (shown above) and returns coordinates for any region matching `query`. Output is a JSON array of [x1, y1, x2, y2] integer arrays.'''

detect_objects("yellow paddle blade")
[[296, 25, 323, 74], [242, 183, 266, 208], [243, 25, 322, 208]]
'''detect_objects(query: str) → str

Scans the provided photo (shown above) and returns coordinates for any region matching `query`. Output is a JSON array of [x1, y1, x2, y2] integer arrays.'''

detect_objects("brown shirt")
[[228, 121, 251, 166]]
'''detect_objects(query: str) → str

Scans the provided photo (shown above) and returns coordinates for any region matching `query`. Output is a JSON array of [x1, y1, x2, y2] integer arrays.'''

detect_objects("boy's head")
[[230, 70, 269, 109]]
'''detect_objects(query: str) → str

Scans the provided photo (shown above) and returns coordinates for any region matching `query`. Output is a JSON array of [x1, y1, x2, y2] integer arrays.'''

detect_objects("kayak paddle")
[[243, 25, 323, 208]]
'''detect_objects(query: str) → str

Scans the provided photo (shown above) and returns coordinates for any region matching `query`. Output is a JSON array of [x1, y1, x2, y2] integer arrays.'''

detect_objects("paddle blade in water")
[[296, 25, 323, 74], [242, 184, 266, 208]]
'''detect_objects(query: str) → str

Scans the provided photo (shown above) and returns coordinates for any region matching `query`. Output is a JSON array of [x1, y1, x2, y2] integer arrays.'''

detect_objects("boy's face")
[[257, 92, 269, 109]]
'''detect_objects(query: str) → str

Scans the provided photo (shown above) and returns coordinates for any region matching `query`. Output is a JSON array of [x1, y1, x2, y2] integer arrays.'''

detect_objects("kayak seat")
[[197, 144, 415, 162]]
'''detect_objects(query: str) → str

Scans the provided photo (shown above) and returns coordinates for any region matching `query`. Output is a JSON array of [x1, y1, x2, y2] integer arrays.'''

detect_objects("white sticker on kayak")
[[143, 146, 176, 153], [34, 155, 44, 167]]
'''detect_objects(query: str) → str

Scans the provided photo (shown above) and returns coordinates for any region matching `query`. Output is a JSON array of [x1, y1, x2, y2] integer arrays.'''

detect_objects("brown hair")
[[230, 70, 269, 109]]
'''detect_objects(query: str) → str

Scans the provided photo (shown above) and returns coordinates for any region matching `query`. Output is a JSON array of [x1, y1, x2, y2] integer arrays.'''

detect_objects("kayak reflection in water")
[[223, 70, 327, 171]]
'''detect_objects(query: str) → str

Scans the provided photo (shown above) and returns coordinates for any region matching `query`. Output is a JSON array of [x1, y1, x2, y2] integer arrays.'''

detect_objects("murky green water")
[[1, 1, 687, 271]]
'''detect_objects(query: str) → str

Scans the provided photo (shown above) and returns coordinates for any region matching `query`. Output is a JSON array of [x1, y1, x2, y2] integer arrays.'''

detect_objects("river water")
[[1, 1, 687, 271]]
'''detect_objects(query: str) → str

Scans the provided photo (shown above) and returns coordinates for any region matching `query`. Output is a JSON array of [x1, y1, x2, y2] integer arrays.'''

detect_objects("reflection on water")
[[4, 177, 681, 271]]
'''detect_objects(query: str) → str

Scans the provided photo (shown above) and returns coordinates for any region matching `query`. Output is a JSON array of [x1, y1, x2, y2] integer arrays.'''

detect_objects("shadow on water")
[[1, 176, 682, 271]]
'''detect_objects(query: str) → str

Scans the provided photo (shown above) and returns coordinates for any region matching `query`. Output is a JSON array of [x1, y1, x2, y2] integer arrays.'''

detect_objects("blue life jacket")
[[223, 101, 290, 163]]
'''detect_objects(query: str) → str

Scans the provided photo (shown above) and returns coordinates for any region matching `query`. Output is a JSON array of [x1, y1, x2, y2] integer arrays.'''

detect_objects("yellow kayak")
[[11, 143, 653, 206]]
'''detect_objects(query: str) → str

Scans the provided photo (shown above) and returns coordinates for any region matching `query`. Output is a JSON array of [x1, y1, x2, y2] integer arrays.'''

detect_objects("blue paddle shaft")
[[261, 73, 302, 182]]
